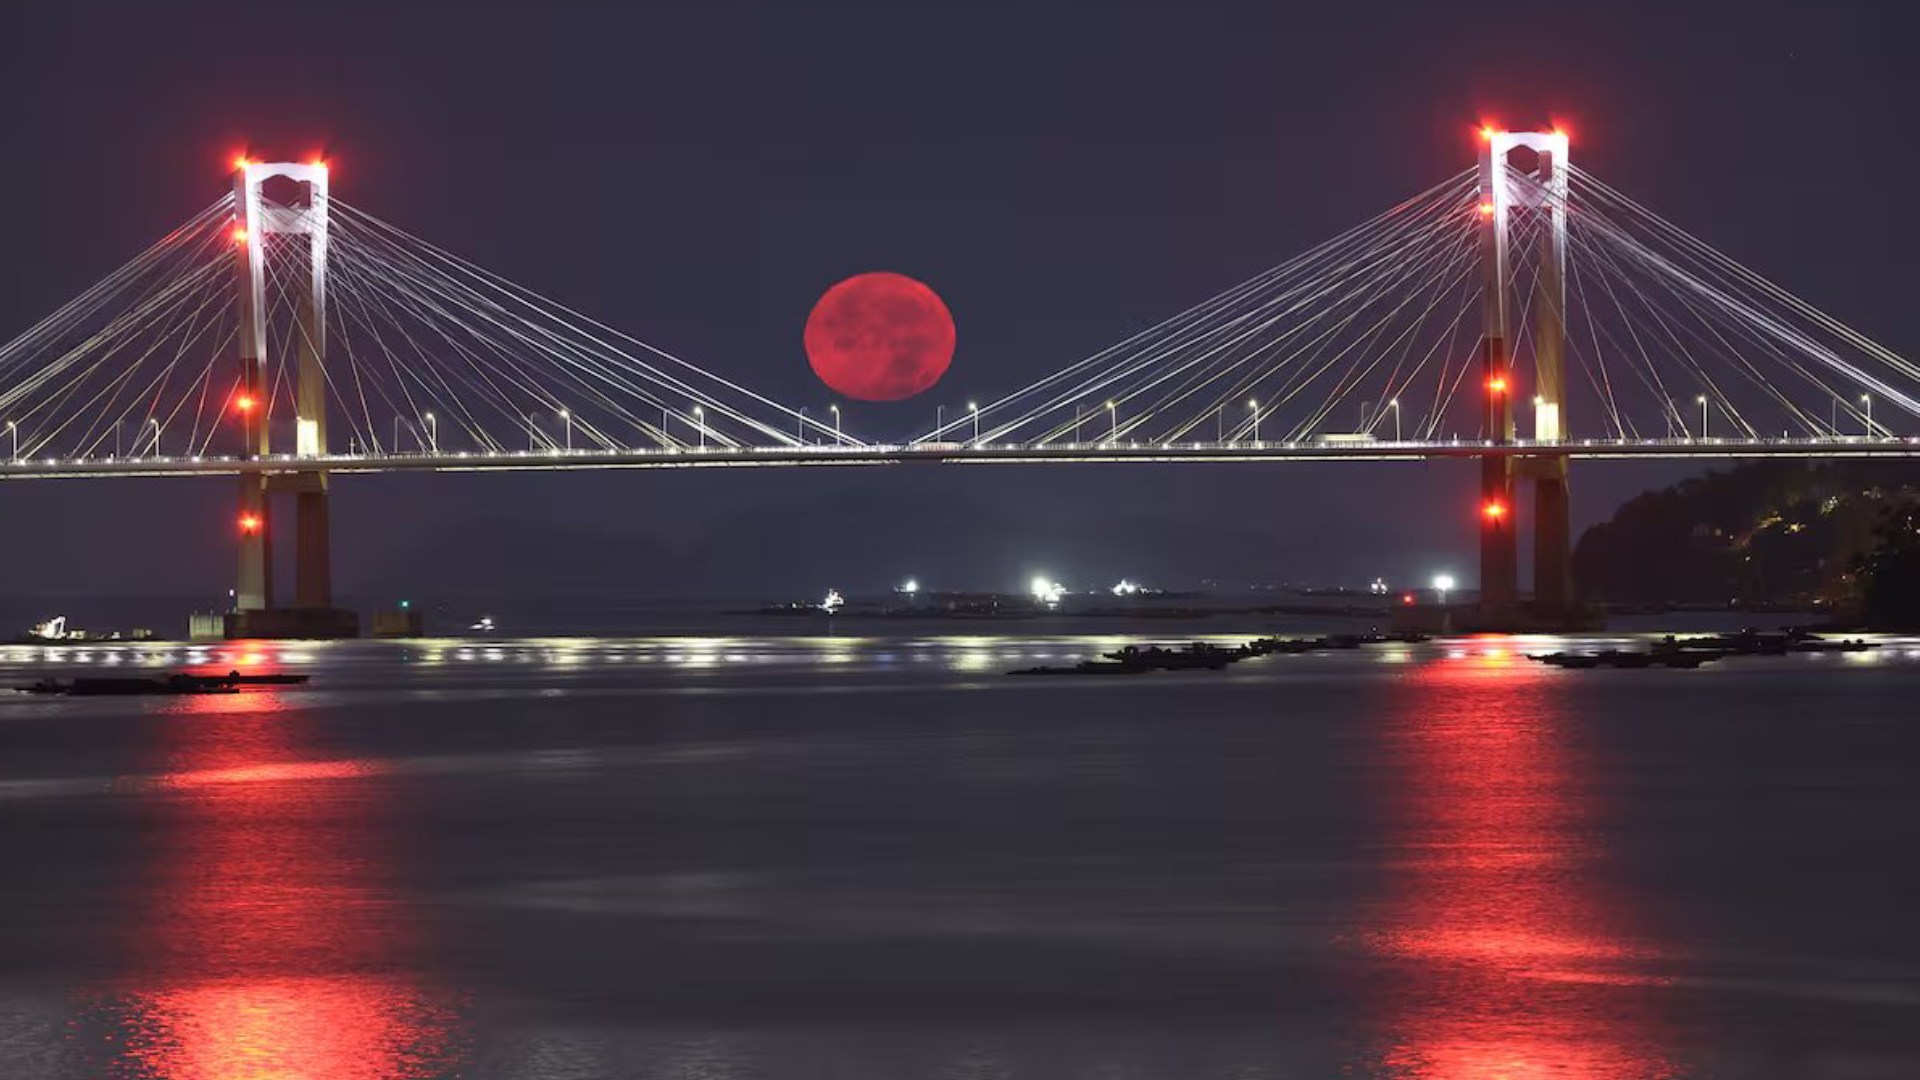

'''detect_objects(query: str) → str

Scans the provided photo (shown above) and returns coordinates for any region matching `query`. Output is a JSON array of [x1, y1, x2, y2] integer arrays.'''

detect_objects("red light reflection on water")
[[104, 698, 459, 1078], [1358, 642, 1678, 1078]]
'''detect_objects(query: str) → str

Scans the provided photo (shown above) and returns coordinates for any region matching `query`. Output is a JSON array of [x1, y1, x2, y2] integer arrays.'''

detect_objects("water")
[[3, 632, 1919, 1078]]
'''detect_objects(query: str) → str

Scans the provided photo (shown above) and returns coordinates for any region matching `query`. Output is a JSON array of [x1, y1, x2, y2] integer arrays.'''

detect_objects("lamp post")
[[526, 413, 538, 451], [1861, 393, 1873, 436], [5, 421, 15, 462], [830, 403, 841, 441], [1433, 573, 1456, 607], [424, 411, 437, 454], [147, 417, 160, 457], [694, 405, 706, 450], [1388, 397, 1401, 441], [1247, 398, 1259, 444], [559, 408, 572, 452], [1696, 394, 1708, 440], [969, 402, 980, 444], [797, 406, 808, 444], [1106, 400, 1117, 441], [936, 404, 944, 437]]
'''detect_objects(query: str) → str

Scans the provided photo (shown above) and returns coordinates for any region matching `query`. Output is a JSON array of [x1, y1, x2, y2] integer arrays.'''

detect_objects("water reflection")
[[1358, 644, 1680, 1078], [94, 693, 461, 1078]]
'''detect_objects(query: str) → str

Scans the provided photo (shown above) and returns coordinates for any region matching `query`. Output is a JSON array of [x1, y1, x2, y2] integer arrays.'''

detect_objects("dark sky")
[[1, 0, 1914, 607]]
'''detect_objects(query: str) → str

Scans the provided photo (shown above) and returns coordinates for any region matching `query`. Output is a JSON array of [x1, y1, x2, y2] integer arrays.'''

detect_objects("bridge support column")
[[295, 481, 332, 608], [236, 474, 272, 611], [1533, 457, 1572, 617]]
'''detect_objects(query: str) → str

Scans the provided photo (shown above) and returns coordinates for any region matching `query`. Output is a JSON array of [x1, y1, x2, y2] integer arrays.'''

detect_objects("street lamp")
[[559, 408, 572, 451], [1388, 398, 1401, 441], [1106, 400, 1117, 441], [1696, 394, 1708, 440], [693, 405, 706, 450], [1432, 573, 1456, 606], [830, 403, 841, 441], [936, 404, 945, 437], [1861, 393, 1873, 436], [147, 417, 160, 457], [1247, 398, 1259, 444], [969, 401, 980, 444], [797, 406, 809, 444], [5, 421, 15, 462], [424, 411, 437, 454]]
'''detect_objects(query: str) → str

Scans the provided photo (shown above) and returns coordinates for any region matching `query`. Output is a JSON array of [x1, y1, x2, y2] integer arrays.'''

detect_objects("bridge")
[[1, 130, 1914, 633]]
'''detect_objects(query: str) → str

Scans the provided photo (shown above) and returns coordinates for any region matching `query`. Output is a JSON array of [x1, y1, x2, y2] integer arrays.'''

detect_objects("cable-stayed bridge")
[[1, 133, 1915, 629]]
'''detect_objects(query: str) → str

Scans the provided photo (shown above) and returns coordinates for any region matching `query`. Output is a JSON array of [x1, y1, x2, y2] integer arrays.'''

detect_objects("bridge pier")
[[295, 483, 332, 608], [236, 473, 272, 611], [1532, 457, 1573, 617]]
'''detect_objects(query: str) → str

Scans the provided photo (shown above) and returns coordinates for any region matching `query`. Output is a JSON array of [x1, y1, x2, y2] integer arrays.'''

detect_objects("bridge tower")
[[1478, 130, 1573, 621], [230, 160, 345, 635]]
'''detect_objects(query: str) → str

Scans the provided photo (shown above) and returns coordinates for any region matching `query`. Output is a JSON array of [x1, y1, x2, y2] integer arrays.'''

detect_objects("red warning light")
[[1482, 499, 1509, 522], [1402, 592, 1416, 606], [1487, 376, 1508, 394], [231, 227, 248, 245], [1480, 125, 1500, 142], [233, 155, 253, 171], [235, 394, 256, 413], [1477, 201, 1496, 218], [238, 513, 263, 535]]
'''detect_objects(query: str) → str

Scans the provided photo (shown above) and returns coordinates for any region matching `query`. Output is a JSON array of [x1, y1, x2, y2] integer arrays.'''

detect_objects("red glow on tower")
[[1482, 499, 1508, 522], [235, 394, 257, 414], [1477, 201, 1495, 218], [231, 227, 248, 244], [1403, 592, 1417, 606], [1486, 376, 1508, 394], [238, 513, 263, 535]]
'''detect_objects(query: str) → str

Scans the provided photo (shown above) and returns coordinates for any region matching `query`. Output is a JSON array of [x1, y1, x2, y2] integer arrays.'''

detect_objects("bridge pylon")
[[228, 160, 351, 637], [1478, 129, 1575, 623]]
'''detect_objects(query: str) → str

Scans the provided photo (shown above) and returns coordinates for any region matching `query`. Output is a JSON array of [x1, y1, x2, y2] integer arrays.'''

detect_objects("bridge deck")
[[1, 438, 1917, 481]]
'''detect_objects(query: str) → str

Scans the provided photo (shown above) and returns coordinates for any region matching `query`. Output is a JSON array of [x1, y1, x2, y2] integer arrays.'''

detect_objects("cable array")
[[0, 161, 1912, 469]]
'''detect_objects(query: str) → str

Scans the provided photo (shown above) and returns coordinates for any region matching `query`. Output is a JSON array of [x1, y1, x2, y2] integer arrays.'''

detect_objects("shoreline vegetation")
[[1572, 461, 1920, 629]]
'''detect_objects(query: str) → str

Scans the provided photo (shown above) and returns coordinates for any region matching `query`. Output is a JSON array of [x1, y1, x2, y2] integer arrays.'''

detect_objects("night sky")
[[1, 1, 1913, 609]]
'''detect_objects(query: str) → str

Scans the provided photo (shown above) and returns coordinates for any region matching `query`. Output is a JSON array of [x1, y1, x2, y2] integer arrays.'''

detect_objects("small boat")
[[1532, 652, 1601, 669], [1790, 639, 1877, 654]]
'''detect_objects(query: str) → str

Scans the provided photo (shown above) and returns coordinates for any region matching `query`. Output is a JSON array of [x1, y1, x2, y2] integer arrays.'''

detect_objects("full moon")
[[803, 272, 955, 402]]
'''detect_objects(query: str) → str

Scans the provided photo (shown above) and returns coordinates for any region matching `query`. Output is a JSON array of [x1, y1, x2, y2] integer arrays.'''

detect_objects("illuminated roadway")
[[3, 436, 1919, 481]]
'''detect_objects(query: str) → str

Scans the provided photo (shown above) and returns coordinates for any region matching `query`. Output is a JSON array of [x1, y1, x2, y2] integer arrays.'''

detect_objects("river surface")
[[2, 631, 1919, 1078]]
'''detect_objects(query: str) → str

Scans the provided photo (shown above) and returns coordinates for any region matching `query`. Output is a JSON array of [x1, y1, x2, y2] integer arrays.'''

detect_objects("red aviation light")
[[235, 394, 257, 413], [233, 155, 253, 171], [1402, 592, 1417, 606], [1477, 201, 1496, 218], [231, 227, 248, 244], [1486, 376, 1508, 394], [1480, 125, 1500, 142], [238, 513, 263, 535], [1483, 499, 1509, 522]]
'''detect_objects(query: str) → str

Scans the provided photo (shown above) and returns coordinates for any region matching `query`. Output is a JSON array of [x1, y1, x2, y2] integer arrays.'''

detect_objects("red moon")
[[803, 272, 956, 402]]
